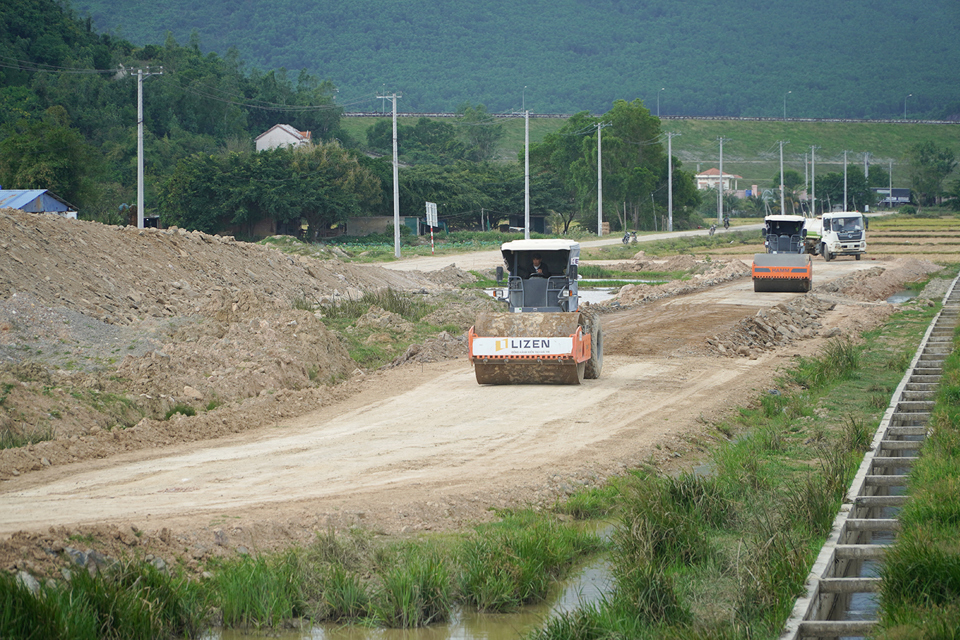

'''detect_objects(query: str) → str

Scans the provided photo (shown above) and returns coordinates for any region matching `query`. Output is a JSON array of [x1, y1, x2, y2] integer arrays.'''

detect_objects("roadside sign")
[[425, 202, 438, 228]]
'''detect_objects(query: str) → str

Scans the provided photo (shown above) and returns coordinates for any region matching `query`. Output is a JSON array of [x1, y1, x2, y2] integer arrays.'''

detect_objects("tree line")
[[1, 0, 955, 241]]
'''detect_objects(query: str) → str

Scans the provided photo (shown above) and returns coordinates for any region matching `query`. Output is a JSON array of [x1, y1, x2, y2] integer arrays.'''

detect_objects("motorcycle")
[[709, 224, 716, 236], [622, 231, 637, 244], [723, 217, 730, 230]]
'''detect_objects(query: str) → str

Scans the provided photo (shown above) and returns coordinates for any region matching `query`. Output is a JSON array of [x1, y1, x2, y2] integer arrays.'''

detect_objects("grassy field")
[[341, 115, 960, 189]]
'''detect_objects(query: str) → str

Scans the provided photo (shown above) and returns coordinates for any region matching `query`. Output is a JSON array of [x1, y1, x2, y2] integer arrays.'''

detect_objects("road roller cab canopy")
[[499, 239, 580, 280], [762, 215, 807, 254], [496, 239, 581, 313]]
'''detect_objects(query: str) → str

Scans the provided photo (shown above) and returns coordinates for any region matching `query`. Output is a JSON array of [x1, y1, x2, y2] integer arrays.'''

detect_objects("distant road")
[[377, 224, 764, 272], [343, 112, 959, 126]]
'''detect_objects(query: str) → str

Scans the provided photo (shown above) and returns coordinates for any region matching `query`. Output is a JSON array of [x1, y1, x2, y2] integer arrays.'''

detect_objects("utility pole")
[[843, 150, 849, 211], [666, 132, 680, 232], [889, 160, 893, 209], [717, 137, 726, 224], [863, 151, 870, 180], [810, 146, 818, 216], [779, 140, 788, 216], [597, 122, 608, 236], [377, 92, 402, 257], [804, 153, 808, 214], [135, 66, 162, 229], [524, 109, 530, 239]]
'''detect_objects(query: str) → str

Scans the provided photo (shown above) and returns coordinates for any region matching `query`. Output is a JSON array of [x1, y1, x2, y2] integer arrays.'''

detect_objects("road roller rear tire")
[[583, 312, 603, 380], [474, 360, 584, 385]]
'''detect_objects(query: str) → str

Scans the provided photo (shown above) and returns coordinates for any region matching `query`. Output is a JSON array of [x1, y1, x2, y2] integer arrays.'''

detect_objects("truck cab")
[[818, 211, 866, 261]]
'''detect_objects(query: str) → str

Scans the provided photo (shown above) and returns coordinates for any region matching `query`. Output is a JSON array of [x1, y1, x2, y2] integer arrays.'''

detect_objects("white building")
[[255, 124, 312, 152], [695, 168, 742, 192]]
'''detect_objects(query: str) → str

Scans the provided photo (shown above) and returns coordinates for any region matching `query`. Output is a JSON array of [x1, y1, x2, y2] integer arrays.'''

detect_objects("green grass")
[[212, 551, 304, 628], [459, 512, 603, 612], [321, 287, 430, 321], [315, 287, 461, 369], [340, 118, 960, 187], [0, 560, 206, 640], [583, 230, 762, 260], [0, 421, 56, 450], [576, 265, 689, 281], [525, 277, 947, 640], [163, 403, 196, 420], [371, 547, 452, 627]]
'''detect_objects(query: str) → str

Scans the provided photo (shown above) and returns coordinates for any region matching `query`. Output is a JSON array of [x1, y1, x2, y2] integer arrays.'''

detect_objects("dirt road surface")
[[0, 257, 892, 547], [376, 224, 764, 272]]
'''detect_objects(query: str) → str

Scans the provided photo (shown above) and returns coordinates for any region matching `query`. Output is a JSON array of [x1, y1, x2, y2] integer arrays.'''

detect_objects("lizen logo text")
[[498, 338, 551, 351]]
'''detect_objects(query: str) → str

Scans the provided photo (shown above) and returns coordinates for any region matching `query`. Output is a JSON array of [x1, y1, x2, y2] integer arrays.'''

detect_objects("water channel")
[[206, 558, 613, 640]]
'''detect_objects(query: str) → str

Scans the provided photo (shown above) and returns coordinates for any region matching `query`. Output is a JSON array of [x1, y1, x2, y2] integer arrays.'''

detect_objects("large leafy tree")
[[807, 166, 875, 213], [455, 103, 503, 163], [904, 141, 957, 209], [290, 143, 382, 239], [366, 117, 466, 165], [397, 162, 528, 230], [529, 111, 599, 233], [159, 143, 380, 236], [0, 106, 99, 207], [577, 99, 667, 231]]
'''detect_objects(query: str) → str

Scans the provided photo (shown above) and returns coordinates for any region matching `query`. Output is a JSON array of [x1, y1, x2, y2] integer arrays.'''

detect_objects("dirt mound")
[[420, 290, 501, 331], [0, 209, 447, 326], [815, 259, 942, 301], [0, 210, 473, 477], [612, 258, 751, 307], [387, 331, 468, 367], [655, 254, 700, 271], [116, 289, 354, 404], [707, 258, 944, 358]]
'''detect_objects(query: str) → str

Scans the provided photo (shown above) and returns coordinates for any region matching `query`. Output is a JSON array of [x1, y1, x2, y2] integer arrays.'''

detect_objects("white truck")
[[803, 211, 867, 261]]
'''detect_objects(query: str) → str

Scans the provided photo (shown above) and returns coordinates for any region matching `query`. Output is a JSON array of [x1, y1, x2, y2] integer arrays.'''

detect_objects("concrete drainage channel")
[[781, 274, 960, 640]]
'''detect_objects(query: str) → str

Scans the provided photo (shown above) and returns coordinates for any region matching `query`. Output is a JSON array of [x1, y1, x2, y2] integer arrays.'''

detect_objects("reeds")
[[459, 513, 601, 612], [0, 560, 206, 640], [789, 337, 862, 389], [371, 549, 452, 627], [212, 551, 303, 628]]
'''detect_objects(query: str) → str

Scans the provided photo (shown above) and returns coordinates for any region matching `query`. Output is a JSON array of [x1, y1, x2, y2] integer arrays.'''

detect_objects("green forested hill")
[[71, 0, 960, 119]]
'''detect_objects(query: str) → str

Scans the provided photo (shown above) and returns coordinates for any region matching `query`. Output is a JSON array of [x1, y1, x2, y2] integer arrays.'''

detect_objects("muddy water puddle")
[[207, 558, 613, 640]]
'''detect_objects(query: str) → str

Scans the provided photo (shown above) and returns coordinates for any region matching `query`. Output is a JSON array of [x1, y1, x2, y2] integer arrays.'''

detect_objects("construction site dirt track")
[[0, 209, 946, 576]]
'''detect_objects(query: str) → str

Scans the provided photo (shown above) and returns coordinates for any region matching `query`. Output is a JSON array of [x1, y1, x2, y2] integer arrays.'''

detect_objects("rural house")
[[0, 189, 77, 218], [255, 124, 312, 152], [695, 168, 742, 193]]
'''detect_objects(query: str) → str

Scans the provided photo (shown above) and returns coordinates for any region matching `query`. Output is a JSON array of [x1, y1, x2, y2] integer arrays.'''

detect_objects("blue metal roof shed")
[[0, 189, 78, 218]]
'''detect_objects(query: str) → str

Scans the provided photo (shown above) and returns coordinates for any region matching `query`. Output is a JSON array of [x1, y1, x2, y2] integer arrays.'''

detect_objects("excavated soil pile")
[[706, 259, 945, 358], [613, 257, 751, 307], [0, 209, 457, 326], [0, 210, 477, 478]]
